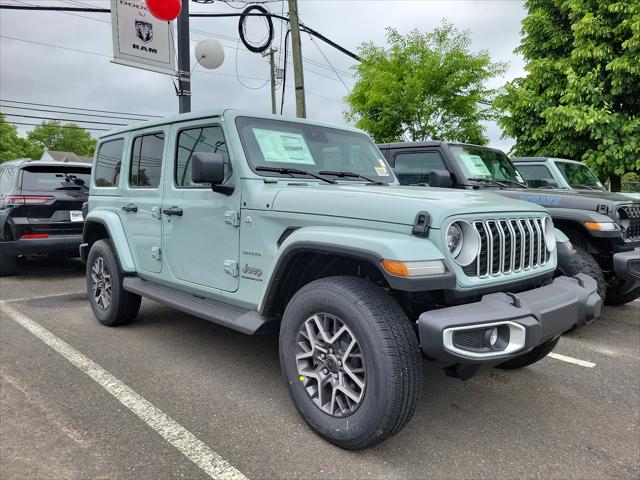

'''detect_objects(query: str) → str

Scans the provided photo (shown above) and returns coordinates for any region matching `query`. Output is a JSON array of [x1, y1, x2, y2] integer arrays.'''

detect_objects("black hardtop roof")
[[376, 140, 508, 154], [1, 159, 91, 169], [512, 157, 551, 162]]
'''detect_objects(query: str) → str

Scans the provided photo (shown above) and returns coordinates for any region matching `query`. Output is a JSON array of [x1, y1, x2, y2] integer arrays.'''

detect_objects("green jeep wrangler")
[[82, 110, 601, 450]]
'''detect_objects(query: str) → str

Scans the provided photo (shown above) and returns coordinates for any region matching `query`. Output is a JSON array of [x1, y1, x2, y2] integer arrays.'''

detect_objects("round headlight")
[[543, 216, 555, 252], [447, 223, 463, 258], [446, 220, 481, 267]]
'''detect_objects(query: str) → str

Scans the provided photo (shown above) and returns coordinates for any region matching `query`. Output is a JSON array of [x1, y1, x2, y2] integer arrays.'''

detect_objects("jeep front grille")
[[465, 217, 550, 277], [619, 205, 640, 242]]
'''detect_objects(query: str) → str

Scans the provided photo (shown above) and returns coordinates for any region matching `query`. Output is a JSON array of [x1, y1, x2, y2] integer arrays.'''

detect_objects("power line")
[[0, 104, 155, 121], [6, 121, 109, 132], [0, 99, 162, 118], [1, 113, 128, 126]]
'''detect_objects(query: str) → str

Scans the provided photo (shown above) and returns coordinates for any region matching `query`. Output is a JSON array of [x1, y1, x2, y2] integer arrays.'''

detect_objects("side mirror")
[[428, 170, 453, 188], [192, 152, 225, 184], [192, 152, 234, 195]]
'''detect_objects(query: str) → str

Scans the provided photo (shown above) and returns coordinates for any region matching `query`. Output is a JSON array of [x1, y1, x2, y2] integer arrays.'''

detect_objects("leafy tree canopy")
[[0, 115, 39, 163], [495, 0, 640, 190], [26, 120, 97, 158], [345, 22, 508, 144]]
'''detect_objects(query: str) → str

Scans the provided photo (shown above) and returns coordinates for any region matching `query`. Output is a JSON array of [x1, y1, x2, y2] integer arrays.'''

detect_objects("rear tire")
[[0, 252, 16, 277], [556, 246, 606, 302], [604, 286, 640, 306], [279, 276, 422, 450], [495, 338, 559, 370], [86, 239, 140, 326]]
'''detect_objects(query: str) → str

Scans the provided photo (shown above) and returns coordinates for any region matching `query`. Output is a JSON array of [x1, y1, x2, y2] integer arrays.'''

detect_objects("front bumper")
[[0, 235, 83, 257], [612, 248, 640, 292], [418, 274, 601, 366]]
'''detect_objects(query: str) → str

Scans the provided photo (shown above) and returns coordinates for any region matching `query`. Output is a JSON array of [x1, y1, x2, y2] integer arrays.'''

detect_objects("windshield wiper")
[[318, 170, 388, 185], [467, 177, 510, 188], [255, 166, 336, 184], [498, 178, 528, 188]]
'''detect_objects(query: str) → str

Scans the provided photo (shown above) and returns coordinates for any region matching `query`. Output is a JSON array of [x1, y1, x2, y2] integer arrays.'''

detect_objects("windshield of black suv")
[[235, 116, 396, 183], [554, 160, 605, 191], [21, 166, 92, 191], [449, 144, 526, 187]]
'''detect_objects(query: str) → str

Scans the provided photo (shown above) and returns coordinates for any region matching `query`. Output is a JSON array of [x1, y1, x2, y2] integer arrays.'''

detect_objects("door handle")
[[162, 206, 183, 216], [122, 203, 138, 213]]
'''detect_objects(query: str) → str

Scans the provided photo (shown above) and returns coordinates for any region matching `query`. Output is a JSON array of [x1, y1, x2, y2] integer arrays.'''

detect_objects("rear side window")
[[94, 139, 124, 187], [394, 152, 447, 185], [0, 167, 17, 194], [21, 167, 91, 191], [130, 133, 164, 188], [176, 126, 232, 188]]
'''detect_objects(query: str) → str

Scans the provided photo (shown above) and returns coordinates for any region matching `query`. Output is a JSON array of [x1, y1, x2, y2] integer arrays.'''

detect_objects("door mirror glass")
[[192, 152, 225, 185], [428, 170, 453, 188]]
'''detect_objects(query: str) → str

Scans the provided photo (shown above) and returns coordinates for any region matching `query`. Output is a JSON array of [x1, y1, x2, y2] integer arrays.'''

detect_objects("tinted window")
[[130, 133, 164, 188], [516, 164, 558, 188], [21, 167, 91, 191], [0, 167, 17, 194], [94, 139, 124, 187], [555, 161, 604, 190], [176, 126, 232, 187], [394, 152, 446, 185]]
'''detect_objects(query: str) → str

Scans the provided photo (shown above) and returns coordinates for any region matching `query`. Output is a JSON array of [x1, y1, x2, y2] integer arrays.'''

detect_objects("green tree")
[[345, 22, 508, 144], [26, 120, 97, 158], [0, 115, 38, 162], [495, 0, 640, 191]]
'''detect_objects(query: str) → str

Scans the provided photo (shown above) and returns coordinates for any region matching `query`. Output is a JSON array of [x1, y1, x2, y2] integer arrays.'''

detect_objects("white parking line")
[[0, 302, 247, 480], [2, 291, 86, 303], [548, 352, 596, 368]]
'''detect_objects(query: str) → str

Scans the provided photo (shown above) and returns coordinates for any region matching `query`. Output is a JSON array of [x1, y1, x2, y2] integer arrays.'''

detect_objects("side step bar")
[[123, 277, 277, 335]]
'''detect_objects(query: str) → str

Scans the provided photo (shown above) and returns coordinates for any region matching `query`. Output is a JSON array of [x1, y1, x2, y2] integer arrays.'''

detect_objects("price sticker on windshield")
[[253, 128, 315, 165], [459, 153, 491, 177]]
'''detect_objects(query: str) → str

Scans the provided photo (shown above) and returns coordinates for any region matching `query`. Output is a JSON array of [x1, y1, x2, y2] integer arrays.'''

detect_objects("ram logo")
[[135, 21, 153, 43]]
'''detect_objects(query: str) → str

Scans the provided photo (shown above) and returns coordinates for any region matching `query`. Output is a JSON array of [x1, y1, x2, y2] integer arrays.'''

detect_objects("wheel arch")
[[82, 211, 136, 272]]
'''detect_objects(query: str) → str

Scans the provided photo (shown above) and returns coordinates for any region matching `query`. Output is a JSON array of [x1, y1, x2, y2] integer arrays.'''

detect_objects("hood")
[[271, 185, 547, 228], [497, 188, 639, 219]]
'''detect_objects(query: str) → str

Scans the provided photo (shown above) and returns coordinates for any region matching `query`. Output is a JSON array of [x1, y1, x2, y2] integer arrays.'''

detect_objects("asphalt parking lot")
[[1, 258, 639, 480]]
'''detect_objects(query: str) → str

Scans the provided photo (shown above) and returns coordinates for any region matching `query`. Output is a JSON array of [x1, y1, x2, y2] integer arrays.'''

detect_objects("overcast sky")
[[0, 0, 527, 151]]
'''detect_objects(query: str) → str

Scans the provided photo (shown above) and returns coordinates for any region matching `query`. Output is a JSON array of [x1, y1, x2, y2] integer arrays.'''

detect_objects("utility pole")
[[267, 48, 277, 114], [176, 0, 191, 114], [287, 0, 306, 118]]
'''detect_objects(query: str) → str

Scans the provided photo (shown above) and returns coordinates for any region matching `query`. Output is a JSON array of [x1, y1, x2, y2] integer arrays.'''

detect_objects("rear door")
[[120, 127, 167, 274], [19, 165, 91, 236]]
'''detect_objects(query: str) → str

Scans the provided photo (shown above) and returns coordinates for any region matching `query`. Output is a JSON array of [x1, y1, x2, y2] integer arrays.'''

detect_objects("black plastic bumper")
[[418, 274, 601, 366], [0, 235, 83, 257], [612, 247, 640, 295]]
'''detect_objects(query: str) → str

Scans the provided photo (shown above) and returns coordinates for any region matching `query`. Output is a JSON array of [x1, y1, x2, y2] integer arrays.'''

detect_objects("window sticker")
[[374, 166, 388, 176], [252, 128, 315, 165], [459, 153, 491, 177], [515, 171, 525, 183]]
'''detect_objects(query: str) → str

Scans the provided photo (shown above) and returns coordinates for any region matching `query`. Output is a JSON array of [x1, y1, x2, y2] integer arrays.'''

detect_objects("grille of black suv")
[[619, 205, 640, 242], [463, 217, 550, 278]]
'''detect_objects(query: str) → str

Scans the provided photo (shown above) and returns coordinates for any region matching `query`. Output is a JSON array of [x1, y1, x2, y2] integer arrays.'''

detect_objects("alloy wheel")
[[91, 256, 112, 311]]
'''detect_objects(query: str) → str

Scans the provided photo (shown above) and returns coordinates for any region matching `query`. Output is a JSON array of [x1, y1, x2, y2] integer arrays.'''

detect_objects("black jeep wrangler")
[[377, 141, 640, 305]]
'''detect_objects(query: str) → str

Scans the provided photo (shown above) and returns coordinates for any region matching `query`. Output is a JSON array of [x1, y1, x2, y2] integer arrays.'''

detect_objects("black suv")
[[0, 159, 91, 276], [378, 141, 640, 306]]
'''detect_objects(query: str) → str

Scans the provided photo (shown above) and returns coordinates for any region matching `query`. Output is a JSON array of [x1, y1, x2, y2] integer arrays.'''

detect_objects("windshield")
[[235, 116, 395, 182], [449, 145, 526, 186], [21, 167, 91, 191], [554, 161, 604, 190]]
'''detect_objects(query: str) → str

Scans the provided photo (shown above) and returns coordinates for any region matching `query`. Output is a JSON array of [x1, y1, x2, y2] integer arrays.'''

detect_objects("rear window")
[[21, 167, 91, 192]]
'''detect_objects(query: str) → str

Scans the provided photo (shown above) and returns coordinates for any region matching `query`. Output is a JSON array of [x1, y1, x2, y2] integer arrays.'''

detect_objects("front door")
[[120, 128, 167, 274], [161, 121, 240, 293]]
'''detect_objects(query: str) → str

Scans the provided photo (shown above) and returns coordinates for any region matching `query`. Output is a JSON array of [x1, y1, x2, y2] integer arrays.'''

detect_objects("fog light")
[[487, 327, 498, 346]]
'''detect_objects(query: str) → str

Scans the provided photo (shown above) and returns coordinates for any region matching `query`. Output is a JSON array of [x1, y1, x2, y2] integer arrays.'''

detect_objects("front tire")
[[556, 245, 606, 302], [495, 337, 559, 370], [279, 276, 422, 450], [86, 239, 141, 326]]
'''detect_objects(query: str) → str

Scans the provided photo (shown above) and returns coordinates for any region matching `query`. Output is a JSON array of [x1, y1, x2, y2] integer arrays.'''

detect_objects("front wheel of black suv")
[[556, 245, 606, 302], [279, 276, 422, 450], [495, 337, 559, 370], [86, 239, 141, 326]]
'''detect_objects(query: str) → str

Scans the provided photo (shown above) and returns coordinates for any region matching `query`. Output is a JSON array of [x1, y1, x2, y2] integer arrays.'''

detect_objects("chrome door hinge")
[[151, 247, 162, 261], [224, 260, 239, 277], [225, 210, 241, 227], [151, 206, 162, 220]]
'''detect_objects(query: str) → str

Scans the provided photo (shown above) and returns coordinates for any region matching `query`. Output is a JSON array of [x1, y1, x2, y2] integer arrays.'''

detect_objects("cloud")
[[0, 0, 525, 149]]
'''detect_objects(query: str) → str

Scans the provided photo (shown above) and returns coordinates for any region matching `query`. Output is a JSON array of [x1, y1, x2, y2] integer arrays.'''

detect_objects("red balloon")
[[146, 0, 182, 22]]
